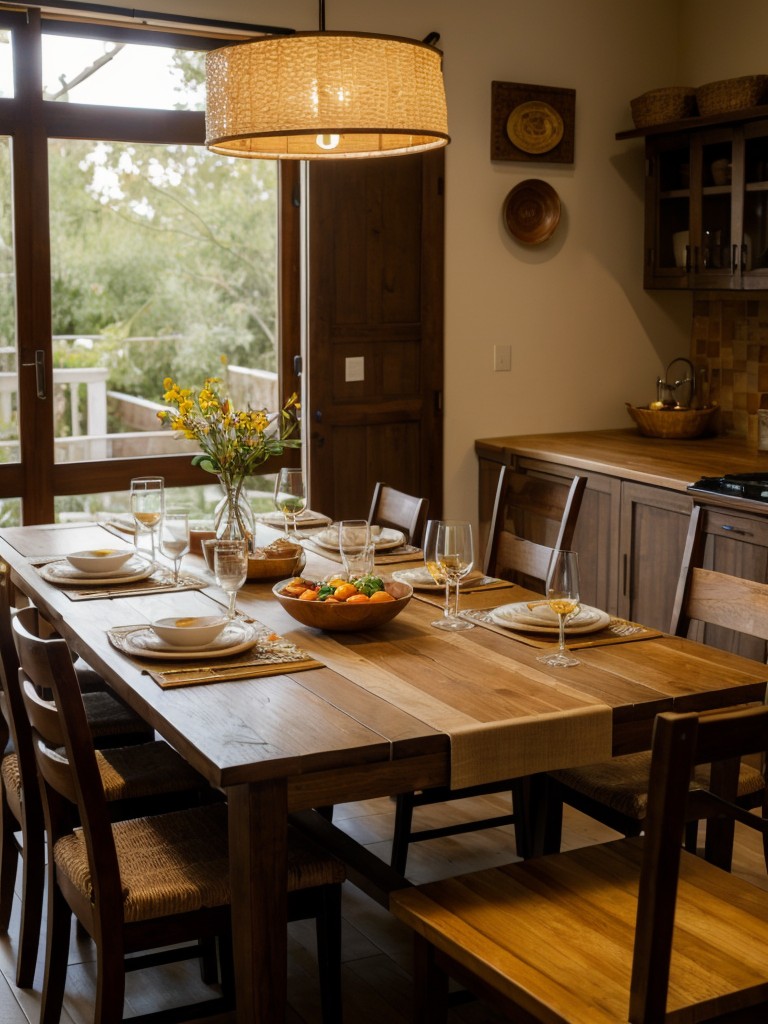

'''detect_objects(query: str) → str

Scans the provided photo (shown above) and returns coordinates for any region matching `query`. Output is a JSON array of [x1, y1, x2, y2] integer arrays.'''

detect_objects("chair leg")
[[391, 793, 415, 875], [0, 793, 18, 933], [95, 929, 127, 1024], [315, 883, 343, 1024], [198, 936, 219, 986], [16, 818, 45, 988], [683, 819, 699, 853], [40, 879, 71, 1024], [412, 934, 448, 1023]]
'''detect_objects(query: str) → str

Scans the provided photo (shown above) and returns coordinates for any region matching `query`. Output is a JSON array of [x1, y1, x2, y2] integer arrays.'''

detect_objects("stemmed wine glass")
[[424, 520, 475, 632], [130, 477, 164, 560], [213, 539, 248, 620], [537, 549, 581, 668], [274, 468, 306, 536], [159, 510, 190, 584], [338, 520, 374, 580]]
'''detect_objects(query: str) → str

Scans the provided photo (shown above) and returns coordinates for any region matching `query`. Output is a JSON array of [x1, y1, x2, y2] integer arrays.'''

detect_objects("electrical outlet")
[[493, 344, 512, 372]]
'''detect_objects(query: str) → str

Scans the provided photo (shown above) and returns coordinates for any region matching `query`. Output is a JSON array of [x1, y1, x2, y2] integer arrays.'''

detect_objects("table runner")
[[107, 622, 322, 687]]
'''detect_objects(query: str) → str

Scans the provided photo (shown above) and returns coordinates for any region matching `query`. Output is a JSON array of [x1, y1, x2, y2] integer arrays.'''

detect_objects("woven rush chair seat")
[[79, 689, 154, 746]]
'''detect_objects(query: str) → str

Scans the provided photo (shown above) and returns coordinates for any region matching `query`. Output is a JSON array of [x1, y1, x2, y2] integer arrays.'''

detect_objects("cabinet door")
[[741, 121, 768, 288], [644, 134, 691, 289], [618, 482, 692, 629], [690, 129, 737, 289], [698, 505, 768, 659]]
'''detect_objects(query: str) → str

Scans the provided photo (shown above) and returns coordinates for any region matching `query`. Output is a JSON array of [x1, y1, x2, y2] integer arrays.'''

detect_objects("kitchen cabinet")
[[476, 431, 768, 645], [618, 108, 768, 290]]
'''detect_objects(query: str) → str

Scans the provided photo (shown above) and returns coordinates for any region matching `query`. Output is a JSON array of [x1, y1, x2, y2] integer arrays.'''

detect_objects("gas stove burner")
[[688, 472, 768, 503]]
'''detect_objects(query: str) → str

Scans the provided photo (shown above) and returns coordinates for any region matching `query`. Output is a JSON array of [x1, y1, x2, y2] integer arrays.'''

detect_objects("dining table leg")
[[228, 778, 288, 1023]]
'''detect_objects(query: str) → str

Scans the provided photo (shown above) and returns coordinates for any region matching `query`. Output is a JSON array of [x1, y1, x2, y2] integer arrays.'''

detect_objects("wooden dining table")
[[1, 519, 766, 1023]]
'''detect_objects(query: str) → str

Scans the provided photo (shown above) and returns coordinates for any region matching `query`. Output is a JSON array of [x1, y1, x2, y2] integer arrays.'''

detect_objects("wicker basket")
[[696, 75, 768, 116], [630, 87, 697, 128], [625, 402, 719, 440]]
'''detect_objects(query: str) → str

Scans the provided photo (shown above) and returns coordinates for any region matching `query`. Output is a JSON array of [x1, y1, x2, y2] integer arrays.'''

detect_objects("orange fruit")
[[334, 583, 358, 602], [347, 593, 370, 603], [322, 596, 341, 603], [298, 588, 318, 601], [369, 590, 394, 603]]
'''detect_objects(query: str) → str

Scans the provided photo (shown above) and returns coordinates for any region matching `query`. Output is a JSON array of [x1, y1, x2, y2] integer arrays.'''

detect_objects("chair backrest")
[[630, 704, 768, 1021], [368, 482, 429, 547], [12, 607, 124, 921], [670, 504, 768, 642], [483, 467, 587, 583]]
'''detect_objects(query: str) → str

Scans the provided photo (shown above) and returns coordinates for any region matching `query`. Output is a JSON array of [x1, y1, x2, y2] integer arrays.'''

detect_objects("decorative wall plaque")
[[491, 81, 575, 163]]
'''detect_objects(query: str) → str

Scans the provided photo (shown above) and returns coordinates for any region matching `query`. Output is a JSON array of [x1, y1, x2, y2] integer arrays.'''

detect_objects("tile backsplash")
[[691, 296, 768, 441]]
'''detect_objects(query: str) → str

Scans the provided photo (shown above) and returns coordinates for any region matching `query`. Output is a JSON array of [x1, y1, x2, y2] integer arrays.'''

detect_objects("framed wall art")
[[491, 81, 575, 163]]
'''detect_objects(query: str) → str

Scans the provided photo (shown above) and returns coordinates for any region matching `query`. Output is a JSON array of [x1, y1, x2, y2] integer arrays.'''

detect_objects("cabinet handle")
[[720, 523, 753, 536], [622, 552, 628, 597], [732, 244, 739, 272]]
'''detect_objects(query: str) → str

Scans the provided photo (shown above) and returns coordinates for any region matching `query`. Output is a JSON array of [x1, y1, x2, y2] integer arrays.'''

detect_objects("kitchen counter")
[[475, 429, 768, 493]]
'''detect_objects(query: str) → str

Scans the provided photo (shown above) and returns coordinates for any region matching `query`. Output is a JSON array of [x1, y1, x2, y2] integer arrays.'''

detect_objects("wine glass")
[[274, 468, 306, 536], [213, 539, 248, 620], [338, 520, 374, 580], [537, 549, 581, 668], [159, 510, 190, 584], [129, 477, 164, 560], [428, 520, 475, 632]]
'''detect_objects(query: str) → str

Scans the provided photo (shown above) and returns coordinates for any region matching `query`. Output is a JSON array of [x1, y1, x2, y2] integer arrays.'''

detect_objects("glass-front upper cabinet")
[[630, 114, 768, 291]]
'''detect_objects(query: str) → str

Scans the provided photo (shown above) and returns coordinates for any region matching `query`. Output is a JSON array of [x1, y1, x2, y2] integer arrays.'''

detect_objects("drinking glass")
[[213, 539, 248, 619], [129, 477, 164, 560], [159, 511, 190, 584], [274, 468, 306, 536], [338, 520, 374, 580], [537, 549, 581, 668], [426, 520, 475, 632]]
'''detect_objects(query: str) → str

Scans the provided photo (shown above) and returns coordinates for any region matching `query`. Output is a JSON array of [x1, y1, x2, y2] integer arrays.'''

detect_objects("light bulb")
[[316, 134, 340, 151]]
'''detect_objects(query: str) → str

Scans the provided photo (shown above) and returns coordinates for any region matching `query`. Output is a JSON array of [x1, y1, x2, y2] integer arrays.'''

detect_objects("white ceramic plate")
[[490, 602, 611, 635], [312, 526, 405, 552], [116, 620, 258, 660], [257, 509, 331, 528], [39, 556, 156, 587], [392, 567, 486, 591]]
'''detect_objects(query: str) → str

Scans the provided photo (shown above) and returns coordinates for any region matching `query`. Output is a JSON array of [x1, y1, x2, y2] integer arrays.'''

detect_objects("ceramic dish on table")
[[256, 509, 331, 530], [39, 555, 156, 587], [310, 526, 405, 553], [150, 616, 228, 648], [272, 578, 412, 632], [489, 601, 610, 635], [392, 567, 490, 591], [66, 548, 134, 574], [113, 620, 257, 660]]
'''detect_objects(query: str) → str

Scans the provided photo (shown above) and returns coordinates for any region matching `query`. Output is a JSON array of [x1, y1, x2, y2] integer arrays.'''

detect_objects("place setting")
[[299, 519, 423, 565]]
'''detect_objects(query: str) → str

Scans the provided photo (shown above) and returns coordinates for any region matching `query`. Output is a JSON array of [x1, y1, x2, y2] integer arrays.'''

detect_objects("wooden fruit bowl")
[[272, 579, 412, 632], [625, 402, 719, 440]]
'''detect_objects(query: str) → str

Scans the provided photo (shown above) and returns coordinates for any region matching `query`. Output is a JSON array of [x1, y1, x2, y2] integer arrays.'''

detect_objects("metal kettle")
[[656, 357, 696, 409]]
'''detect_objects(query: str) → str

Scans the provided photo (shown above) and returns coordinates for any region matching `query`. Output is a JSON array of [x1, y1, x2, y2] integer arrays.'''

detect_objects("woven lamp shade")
[[205, 31, 449, 159]]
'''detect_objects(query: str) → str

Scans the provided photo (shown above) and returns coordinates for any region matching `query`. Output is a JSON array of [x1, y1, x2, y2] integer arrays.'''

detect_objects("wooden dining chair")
[[368, 482, 429, 547], [13, 605, 347, 1024], [542, 504, 768, 867], [391, 705, 768, 1024], [389, 467, 587, 875], [0, 561, 214, 989]]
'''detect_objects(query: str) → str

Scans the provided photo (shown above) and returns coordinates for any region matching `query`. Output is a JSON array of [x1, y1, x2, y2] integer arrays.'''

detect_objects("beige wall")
[[101, 0, 756, 523]]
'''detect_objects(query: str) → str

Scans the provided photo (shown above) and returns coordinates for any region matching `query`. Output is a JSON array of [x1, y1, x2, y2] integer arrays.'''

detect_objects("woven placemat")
[[460, 609, 662, 650], [107, 621, 323, 688], [34, 561, 207, 601]]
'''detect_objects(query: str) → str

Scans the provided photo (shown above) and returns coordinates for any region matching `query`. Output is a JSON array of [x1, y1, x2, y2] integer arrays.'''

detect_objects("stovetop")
[[688, 472, 768, 503]]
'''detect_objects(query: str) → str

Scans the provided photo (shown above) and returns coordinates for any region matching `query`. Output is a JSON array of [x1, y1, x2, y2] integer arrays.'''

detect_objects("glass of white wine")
[[537, 549, 581, 668], [159, 510, 190, 584], [426, 520, 475, 632], [213, 539, 248, 619], [129, 476, 164, 560], [274, 468, 306, 536]]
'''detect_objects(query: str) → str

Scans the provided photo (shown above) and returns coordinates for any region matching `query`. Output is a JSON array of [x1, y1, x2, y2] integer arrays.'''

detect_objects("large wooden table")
[[1, 521, 766, 1023]]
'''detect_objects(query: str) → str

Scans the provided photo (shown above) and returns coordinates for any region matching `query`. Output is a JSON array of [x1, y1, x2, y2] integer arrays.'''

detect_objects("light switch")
[[345, 356, 365, 382], [494, 344, 512, 372]]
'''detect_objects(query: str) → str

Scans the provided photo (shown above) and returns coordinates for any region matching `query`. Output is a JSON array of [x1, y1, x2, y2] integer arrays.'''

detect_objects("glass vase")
[[214, 476, 255, 550]]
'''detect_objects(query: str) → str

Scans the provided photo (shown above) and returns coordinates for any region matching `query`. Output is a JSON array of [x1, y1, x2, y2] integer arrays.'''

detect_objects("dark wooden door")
[[305, 150, 444, 521]]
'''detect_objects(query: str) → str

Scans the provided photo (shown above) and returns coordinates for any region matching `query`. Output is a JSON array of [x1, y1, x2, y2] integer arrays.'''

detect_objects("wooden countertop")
[[475, 429, 768, 492]]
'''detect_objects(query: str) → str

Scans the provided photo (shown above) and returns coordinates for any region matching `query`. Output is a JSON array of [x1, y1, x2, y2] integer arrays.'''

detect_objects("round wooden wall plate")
[[506, 100, 564, 154], [503, 179, 561, 245]]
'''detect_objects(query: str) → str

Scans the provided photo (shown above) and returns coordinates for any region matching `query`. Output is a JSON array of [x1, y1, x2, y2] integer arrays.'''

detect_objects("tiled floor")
[[0, 793, 765, 1022]]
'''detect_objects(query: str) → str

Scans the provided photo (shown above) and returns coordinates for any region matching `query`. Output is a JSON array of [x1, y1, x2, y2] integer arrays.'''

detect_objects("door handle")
[[21, 349, 46, 399]]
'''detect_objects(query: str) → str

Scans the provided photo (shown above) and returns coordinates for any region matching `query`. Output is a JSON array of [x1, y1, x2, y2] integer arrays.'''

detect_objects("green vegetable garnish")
[[354, 574, 384, 597]]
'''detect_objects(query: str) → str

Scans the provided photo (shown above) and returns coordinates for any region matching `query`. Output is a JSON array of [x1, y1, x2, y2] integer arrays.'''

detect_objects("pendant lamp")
[[204, 4, 449, 160]]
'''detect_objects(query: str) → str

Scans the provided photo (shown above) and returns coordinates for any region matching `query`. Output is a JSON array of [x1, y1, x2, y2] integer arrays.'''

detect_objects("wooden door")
[[305, 150, 444, 521]]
